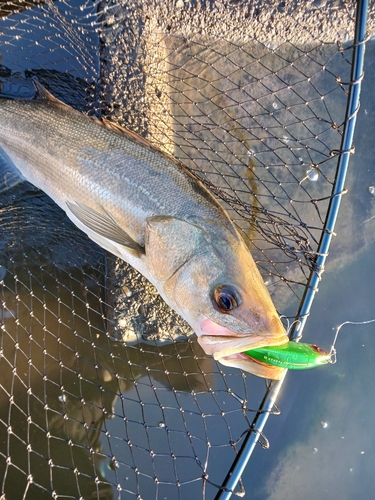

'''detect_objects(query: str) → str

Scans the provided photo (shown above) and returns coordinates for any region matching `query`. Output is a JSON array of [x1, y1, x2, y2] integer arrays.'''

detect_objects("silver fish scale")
[[0, 97, 233, 247]]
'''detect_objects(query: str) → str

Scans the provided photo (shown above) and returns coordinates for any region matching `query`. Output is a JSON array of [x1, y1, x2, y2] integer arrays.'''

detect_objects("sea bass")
[[0, 82, 288, 379]]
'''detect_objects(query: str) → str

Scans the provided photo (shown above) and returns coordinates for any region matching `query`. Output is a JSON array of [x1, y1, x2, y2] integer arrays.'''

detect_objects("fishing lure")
[[244, 317, 375, 372], [244, 342, 331, 370]]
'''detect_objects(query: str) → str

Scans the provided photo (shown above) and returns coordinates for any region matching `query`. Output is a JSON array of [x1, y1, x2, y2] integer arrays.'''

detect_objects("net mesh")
[[0, 1, 365, 498]]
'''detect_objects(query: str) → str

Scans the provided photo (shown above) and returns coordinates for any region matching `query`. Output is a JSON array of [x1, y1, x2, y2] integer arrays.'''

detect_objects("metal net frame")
[[0, 0, 370, 498]]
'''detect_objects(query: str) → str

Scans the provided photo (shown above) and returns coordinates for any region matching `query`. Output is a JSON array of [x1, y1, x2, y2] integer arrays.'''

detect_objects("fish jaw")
[[219, 354, 286, 380], [197, 318, 288, 379], [197, 317, 289, 361]]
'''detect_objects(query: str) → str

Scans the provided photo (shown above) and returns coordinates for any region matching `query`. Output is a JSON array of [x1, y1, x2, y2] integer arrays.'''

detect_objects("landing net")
[[0, 1, 370, 498]]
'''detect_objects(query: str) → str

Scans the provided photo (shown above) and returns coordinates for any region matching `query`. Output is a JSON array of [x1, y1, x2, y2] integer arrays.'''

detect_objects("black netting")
[[0, 1, 369, 499]]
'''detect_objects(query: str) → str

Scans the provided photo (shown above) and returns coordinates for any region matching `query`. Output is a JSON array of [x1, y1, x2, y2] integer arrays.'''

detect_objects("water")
[[244, 39, 375, 499]]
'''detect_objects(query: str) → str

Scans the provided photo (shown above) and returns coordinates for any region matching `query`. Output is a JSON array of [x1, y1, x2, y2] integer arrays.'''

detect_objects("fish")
[[0, 80, 288, 378]]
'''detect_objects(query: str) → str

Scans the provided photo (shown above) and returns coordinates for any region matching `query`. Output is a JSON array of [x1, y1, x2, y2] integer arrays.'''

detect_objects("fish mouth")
[[197, 319, 289, 379], [198, 332, 288, 358], [218, 352, 287, 380], [197, 320, 288, 358]]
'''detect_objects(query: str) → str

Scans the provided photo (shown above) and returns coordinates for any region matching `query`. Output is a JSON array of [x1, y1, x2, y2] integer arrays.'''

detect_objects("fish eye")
[[212, 286, 241, 314]]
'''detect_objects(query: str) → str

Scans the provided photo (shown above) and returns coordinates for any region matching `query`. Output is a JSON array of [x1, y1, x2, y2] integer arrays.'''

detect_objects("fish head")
[[145, 216, 288, 378]]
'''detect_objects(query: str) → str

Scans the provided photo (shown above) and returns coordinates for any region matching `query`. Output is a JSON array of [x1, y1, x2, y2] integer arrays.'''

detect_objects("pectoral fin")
[[66, 201, 144, 255], [0, 147, 24, 193]]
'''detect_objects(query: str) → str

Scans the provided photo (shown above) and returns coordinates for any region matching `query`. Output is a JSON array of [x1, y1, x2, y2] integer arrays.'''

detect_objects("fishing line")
[[328, 318, 375, 364], [285, 314, 375, 366]]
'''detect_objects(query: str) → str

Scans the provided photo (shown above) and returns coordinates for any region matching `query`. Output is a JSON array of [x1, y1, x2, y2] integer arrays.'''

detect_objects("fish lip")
[[218, 353, 286, 380], [198, 331, 289, 360]]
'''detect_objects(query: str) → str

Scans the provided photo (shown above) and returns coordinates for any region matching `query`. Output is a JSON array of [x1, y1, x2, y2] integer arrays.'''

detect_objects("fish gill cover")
[[0, 0, 371, 499]]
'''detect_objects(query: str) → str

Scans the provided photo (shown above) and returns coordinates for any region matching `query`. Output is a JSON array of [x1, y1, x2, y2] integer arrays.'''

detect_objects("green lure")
[[244, 342, 331, 370]]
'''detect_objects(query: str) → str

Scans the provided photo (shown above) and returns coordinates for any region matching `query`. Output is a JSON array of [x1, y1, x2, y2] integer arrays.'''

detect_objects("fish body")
[[0, 83, 288, 378]]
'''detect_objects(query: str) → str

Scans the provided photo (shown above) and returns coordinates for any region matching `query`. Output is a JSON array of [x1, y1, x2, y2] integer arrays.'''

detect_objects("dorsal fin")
[[89, 114, 169, 152], [31, 78, 168, 154], [31, 80, 185, 158], [89, 115, 225, 213], [32, 78, 79, 113], [87, 114, 212, 193], [31, 80, 217, 208]]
